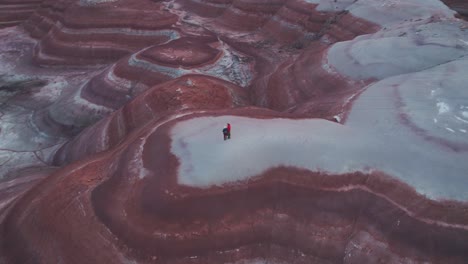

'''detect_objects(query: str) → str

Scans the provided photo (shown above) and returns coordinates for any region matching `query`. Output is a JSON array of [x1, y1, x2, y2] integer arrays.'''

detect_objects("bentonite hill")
[[0, 0, 468, 263]]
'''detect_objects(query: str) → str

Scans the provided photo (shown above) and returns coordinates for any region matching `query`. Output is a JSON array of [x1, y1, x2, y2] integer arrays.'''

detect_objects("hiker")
[[222, 125, 228, 140], [227, 123, 231, 139]]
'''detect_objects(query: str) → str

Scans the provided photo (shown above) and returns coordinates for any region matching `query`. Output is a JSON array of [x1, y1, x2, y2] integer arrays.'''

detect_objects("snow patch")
[[79, 0, 118, 6], [445, 127, 455, 133], [459, 39, 468, 46], [333, 115, 341, 123], [171, 116, 468, 201], [60, 22, 180, 38], [455, 115, 468, 124], [128, 140, 152, 179], [436, 102, 450, 114]]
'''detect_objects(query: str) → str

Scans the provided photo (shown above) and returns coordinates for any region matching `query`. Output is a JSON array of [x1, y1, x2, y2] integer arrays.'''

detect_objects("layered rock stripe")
[[0, 0, 467, 263]]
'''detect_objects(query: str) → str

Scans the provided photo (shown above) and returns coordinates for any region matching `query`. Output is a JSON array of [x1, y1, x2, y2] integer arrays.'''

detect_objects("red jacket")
[[227, 123, 231, 133]]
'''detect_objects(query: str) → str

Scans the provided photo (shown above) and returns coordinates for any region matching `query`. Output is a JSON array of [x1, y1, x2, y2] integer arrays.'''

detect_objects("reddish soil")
[[2, 110, 468, 263], [0, 0, 467, 263], [442, 0, 468, 20]]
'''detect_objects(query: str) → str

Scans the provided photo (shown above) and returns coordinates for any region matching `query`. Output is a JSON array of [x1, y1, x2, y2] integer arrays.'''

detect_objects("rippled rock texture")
[[0, 0, 42, 28], [1, 0, 468, 263]]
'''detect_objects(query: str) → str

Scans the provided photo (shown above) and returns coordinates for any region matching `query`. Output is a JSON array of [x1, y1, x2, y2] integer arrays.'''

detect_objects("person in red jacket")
[[222, 125, 228, 140], [227, 123, 231, 139]]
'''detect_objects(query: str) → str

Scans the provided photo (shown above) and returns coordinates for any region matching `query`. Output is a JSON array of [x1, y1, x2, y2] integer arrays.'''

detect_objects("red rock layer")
[[249, 42, 352, 114], [216, 0, 285, 31], [260, 0, 326, 43], [2, 1, 467, 263], [139, 36, 221, 68], [109, 59, 173, 90], [179, 0, 232, 18], [115, 35, 221, 84], [78, 69, 137, 110], [79, 36, 224, 109], [223, 15, 375, 117], [441, 0, 468, 20], [21, 0, 380, 159], [203, 3, 379, 116], [0, 167, 57, 263], [30, 0, 179, 65], [2, 110, 467, 263], [22, 0, 71, 38], [323, 11, 380, 43], [79, 5, 376, 139], [0, 0, 41, 28], [53, 75, 250, 166], [257, 40, 377, 119], [0, 168, 55, 216]]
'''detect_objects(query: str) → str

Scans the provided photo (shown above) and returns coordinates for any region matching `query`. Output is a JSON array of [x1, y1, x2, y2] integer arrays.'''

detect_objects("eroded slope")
[[0, 0, 467, 263]]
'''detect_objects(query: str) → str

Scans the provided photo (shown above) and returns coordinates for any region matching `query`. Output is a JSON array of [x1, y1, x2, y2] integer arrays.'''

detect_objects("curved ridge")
[[1, 0, 468, 263], [0, 0, 42, 28], [29, 0, 179, 65], [2, 111, 468, 263], [53, 75, 250, 166]]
